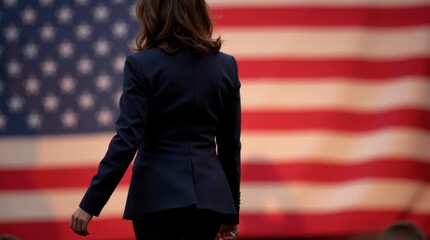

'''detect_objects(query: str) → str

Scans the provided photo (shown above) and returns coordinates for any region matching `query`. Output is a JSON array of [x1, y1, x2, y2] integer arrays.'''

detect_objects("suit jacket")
[[79, 45, 241, 224]]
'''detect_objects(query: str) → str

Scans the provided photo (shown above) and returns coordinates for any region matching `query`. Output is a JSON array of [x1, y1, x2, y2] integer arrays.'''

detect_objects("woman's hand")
[[70, 207, 93, 236], [217, 224, 239, 240]]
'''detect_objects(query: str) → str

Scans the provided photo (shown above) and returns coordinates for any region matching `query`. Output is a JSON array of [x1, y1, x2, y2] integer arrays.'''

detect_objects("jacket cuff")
[[79, 188, 109, 217]]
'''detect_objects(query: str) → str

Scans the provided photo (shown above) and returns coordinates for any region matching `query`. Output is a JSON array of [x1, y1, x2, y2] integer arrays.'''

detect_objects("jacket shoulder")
[[217, 51, 236, 62], [218, 51, 233, 58]]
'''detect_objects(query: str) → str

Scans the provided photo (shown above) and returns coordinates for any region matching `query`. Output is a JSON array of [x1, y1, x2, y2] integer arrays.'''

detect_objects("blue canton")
[[0, 0, 139, 136]]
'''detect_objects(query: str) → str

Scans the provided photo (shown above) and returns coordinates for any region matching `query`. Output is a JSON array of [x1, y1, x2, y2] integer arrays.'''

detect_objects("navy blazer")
[[79, 45, 241, 224]]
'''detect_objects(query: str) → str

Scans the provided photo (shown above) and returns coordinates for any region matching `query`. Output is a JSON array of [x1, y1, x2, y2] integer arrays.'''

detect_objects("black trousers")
[[132, 205, 222, 240]]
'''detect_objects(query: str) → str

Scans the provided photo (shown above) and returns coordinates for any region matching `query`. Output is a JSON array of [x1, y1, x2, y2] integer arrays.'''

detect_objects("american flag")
[[1, 0, 430, 239]]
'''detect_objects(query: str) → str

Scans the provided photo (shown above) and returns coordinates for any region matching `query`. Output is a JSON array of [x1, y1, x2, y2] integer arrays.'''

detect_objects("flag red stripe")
[[242, 160, 430, 182], [243, 109, 430, 131], [213, 7, 430, 27], [238, 58, 430, 79], [2, 159, 429, 190], [240, 212, 430, 237], [1, 212, 428, 239], [0, 218, 134, 240], [0, 167, 132, 191]]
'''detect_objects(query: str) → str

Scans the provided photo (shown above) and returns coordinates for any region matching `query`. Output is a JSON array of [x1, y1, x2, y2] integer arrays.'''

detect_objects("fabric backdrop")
[[1, 0, 430, 239]]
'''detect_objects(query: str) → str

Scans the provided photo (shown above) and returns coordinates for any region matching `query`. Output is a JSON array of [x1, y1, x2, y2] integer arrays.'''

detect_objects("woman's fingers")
[[218, 224, 239, 240], [71, 207, 93, 236], [217, 231, 239, 240]]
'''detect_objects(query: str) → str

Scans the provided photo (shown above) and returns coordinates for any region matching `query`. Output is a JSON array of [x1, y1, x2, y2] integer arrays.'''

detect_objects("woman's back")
[[129, 46, 239, 151], [121, 45, 241, 219]]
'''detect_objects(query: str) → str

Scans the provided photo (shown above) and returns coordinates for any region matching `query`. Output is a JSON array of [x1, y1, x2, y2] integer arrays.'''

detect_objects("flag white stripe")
[[1, 180, 429, 222], [242, 77, 430, 111], [207, 0, 430, 8], [217, 26, 430, 59], [0, 134, 112, 169], [244, 180, 430, 213], [0, 188, 126, 223], [1, 128, 429, 169], [242, 128, 430, 163]]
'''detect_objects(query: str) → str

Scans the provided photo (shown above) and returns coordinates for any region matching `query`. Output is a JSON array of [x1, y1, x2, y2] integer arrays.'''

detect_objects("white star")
[[7, 59, 22, 78], [113, 55, 126, 73], [21, 6, 37, 25], [96, 72, 112, 91], [9, 95, 25, 112], [60, 74, 76, 94], [77, 57, 93, 75], [3, 0, 17, 8], [112, 21, 128, 38], [23, 42, 39, 60], [39, 23, 56, 42], [0, 113, 7, 130], [43, 93, 60, 112], [77, 91, 95, 110], [41, 59, 58, 77], [75, 22, 92, 40], [39, 0, 53, 7], [4, 24, 20, 42], [93, 4, 109, 22], [57, 5, 73, 24], [61, 109, 78, 129], [75, 0, 89, 6], [94, 38, 111, 56], [58, 40, 74, 58], [27, 112, 43, 130], [97, 107, 114, 126], [25, 75, 40, 95]]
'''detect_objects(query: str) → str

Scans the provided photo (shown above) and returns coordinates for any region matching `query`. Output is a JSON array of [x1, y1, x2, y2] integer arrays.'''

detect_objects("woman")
[[70, 0, 241, 239]]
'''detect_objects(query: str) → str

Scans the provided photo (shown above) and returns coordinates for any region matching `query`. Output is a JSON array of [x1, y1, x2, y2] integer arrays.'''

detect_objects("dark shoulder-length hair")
[[133, 0, 222, 54]]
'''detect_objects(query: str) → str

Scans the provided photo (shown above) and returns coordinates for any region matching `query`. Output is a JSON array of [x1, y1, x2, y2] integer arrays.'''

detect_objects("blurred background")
[[1, 0, 430, 239]]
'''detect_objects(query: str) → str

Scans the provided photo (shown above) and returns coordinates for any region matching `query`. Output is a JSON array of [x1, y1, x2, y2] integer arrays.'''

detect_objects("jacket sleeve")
[[216, 56, 242, 224], [79, 55, 148, 216]]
